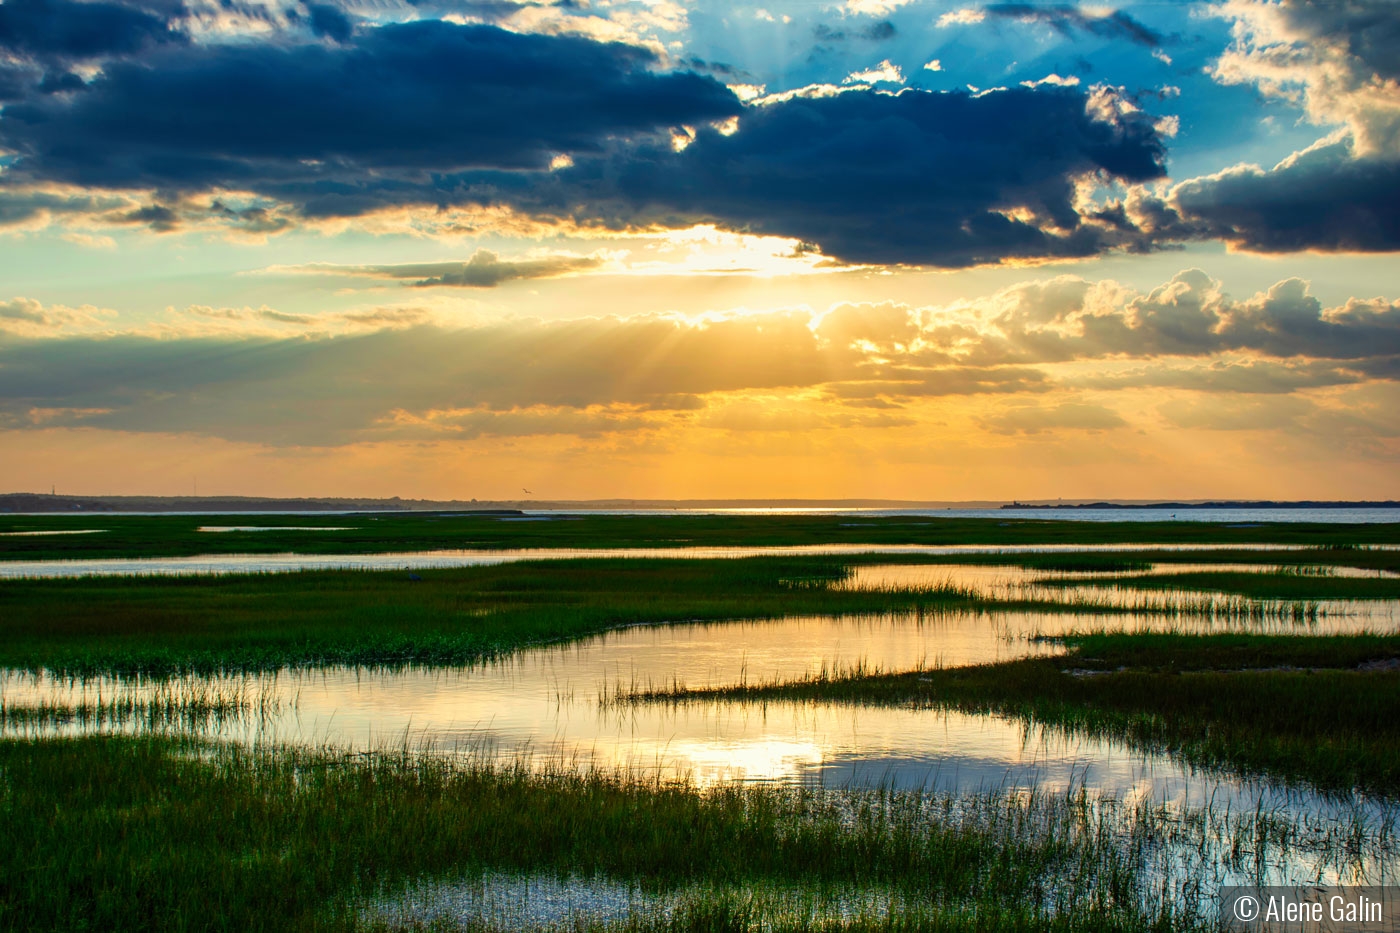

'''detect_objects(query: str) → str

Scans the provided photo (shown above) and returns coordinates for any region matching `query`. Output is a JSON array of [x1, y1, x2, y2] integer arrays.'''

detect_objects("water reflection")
[[4, 607, 1394, 804], [5, 542, 1385, 579], [841, 563, 1400, 628], [6, 606, 1397, 890], [0, 529, 107, 536], [197, 526, 352, 533]]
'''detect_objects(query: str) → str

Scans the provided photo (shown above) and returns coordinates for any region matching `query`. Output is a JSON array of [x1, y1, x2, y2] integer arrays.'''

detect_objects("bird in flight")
[[522, 488, 533, 495]]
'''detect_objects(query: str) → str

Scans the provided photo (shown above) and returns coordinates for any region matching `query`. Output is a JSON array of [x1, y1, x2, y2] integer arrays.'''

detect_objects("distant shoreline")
[[3, 492, 1398, 514], [1001, 500, 1400, 511]]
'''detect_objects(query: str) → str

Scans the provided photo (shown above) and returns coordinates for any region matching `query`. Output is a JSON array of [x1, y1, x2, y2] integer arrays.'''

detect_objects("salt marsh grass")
[[616, 634, 1400, 796], [4, 734, 1393, 933], [11, 555, 1355, 681], [4, 528, 1399, 930], [843, 567, 1332, 624], [0, 675, 288, 731], [0, 558, 982, 677]]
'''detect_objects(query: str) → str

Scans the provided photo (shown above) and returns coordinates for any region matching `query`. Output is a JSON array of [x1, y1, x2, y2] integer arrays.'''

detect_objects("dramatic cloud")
[[0, 63, 34, 101], [508, 84, 1169, 266], [0, 0, 185, 62], [1127, 0, 1400, 254], [909, 269, 1400, 366], [0, 187, 145, 230], [1, 269, 1396, 446], [0, 20, 740, 188], [0, 300, 1065, 445], [302, 2, 354, 42], [1210, 0, 1400, 156], [1135, 136, 1400, 253], [0, 0, 1394, 268], [0, 13, 1177, 266], [0, 312, 836, 444]]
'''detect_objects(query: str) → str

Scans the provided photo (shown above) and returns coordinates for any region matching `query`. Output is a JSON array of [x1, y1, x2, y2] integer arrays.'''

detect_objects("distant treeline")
[[1003, 500, 1400, 510], [0, 494, 965, 513], [0, 494, 506, 514], [5, 492, 1397, 514]]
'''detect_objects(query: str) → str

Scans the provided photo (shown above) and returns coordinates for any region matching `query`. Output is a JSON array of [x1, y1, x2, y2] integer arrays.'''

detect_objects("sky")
[[0, 0, 1397, 501]]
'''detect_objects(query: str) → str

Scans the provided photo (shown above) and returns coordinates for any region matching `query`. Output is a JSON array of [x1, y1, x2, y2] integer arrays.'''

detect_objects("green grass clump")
[[1054, 632, 1400, 671], [1013, 557, 1155, 573], [852, 548, 1400, 575], [622, 634, 1400, 796], [5, 551, 1397, 677], [0, 558, 983, 676], [1040, 571, 1400, 600], [0, 736, 1200, 933]]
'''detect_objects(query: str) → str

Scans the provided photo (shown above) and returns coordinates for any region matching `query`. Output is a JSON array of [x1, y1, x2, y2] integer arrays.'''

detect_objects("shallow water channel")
[[6, 597, 1398, 818], [842, 562, 1400, 626], [0, 542, 1384, 579]]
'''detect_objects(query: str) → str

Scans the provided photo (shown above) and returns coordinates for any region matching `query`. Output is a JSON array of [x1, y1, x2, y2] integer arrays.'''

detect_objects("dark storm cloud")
[[301, 2, 354, 41], [0, 0, 185, 60], [0, 20, 741, 188], [509, 85, 1168, 266], [984, 4, 1165, 47], [0, 26, 1168, 268], [36, 70, 86, 94], [678, 58, 747, 78], [1258, 0, 1400, 81], [0, 64, 36, 101], [1155, 141, 1400, 253], [117, 204, 181, 231]]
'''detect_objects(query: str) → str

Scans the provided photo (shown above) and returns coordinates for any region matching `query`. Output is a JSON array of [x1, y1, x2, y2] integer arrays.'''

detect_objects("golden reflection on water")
[[4, 602, 1393, 804], [0, 543, 1371, 579], [839, 563, 1400, 628]]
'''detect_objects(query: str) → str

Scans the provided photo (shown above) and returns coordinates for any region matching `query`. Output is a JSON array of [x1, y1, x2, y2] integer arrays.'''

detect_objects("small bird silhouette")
[[522, 488, 533, 495]]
